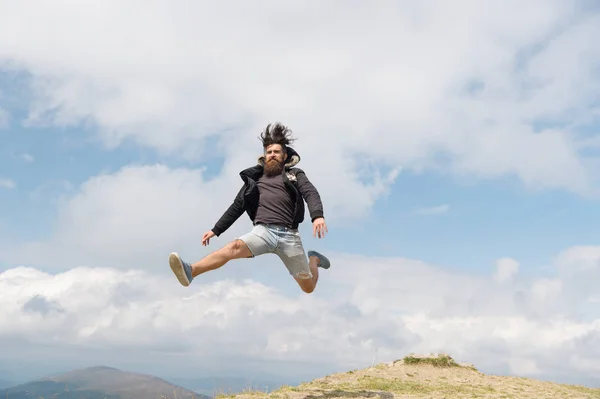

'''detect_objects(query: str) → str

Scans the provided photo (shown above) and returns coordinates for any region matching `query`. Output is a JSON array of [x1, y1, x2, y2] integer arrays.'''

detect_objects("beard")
[[264, 158, 284, 177]]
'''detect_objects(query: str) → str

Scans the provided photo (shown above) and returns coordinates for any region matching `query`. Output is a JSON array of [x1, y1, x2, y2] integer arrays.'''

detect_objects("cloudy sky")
[[2, 0, 600, 391]]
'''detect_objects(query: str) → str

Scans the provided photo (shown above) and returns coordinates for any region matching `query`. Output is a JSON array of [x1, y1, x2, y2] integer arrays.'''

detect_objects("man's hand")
[[202, 230, 216, 246], [313, 217, 328, 239]]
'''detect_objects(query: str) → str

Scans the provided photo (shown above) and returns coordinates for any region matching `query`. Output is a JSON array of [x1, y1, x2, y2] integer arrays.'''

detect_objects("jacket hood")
[[257, 146, 300, 169]]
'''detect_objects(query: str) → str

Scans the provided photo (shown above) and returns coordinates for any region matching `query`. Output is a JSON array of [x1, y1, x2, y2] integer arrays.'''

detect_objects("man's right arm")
[[211, 185, 245, 237]]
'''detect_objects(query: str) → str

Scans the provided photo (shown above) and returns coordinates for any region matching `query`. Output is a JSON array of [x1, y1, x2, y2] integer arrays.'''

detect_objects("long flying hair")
[[259, 122, 297, 150]]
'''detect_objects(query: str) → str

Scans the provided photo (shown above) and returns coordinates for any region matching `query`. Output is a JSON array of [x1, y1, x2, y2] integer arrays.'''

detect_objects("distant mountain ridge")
[[0, 379, 16, 390], [2, 366, 208, 399]]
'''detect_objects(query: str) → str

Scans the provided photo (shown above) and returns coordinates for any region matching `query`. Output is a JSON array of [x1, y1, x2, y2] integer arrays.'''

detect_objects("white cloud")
[[531, 278, 562, 301], [1, 246, 599, 386], [414, 204, 449, 215], [0, 0, 599, 199], [21, 153, 34, 162], [555, 245, 600, 273], [494, 257, 519, 283], [0, 178, 15, 189], [551, 246, 600, 312]]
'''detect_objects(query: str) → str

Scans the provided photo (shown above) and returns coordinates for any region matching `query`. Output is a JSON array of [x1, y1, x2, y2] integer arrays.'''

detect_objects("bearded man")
[[168, 123, 330, 294]]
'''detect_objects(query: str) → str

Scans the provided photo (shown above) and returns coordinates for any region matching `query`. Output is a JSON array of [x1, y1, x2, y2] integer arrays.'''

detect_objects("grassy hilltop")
[[217, 354, 600, 399]]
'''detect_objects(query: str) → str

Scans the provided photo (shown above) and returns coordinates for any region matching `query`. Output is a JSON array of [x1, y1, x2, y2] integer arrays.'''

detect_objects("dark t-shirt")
[[254, 174, 295, 228]]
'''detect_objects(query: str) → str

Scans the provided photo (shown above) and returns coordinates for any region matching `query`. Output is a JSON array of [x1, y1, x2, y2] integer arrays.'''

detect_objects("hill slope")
[[2, 366, 207, 399], [219, 355, 600, 399], [171, 376, 285, 397]]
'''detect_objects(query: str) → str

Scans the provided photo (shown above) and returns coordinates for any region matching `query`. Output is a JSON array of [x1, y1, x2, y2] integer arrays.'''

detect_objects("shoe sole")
[[169, 252, 190, 287]]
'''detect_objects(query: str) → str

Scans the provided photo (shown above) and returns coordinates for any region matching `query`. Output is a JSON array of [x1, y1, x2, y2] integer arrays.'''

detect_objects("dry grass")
[[217, 354, 600, 399]]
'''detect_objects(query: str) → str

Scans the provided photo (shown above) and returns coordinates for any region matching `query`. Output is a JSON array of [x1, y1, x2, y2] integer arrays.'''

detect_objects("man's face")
[[264, 144, 286, 176], [265, 144, 285, 162]]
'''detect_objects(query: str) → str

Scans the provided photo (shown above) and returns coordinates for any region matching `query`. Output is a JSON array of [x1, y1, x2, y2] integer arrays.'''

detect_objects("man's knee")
[[295, 272, 315, 293], [300, 284, 315, 294], [223, 239, 252, 259]]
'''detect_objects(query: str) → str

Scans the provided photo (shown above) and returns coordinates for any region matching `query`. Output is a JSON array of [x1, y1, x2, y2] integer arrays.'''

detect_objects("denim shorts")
[[237, 223, 313, 279]]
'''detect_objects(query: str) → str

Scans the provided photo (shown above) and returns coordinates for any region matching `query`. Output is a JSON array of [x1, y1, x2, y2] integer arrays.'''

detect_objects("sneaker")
[[308, 250, 330, 269], [169, 252, 194, 287]]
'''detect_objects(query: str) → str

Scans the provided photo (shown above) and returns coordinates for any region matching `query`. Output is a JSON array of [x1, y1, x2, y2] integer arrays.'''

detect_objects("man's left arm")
[[294, 169, 324, 222]]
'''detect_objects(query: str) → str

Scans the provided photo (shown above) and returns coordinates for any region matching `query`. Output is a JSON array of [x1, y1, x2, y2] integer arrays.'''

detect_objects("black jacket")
[[211, 147, 324, 236]]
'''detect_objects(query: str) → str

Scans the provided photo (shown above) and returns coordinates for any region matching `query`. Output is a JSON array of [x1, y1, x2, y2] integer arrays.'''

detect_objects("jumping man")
[[168, 123, 330, 293]]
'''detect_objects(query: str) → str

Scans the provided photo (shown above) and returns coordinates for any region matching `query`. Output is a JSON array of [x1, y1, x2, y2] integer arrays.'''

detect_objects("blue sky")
[[1, 0, 600, 392]]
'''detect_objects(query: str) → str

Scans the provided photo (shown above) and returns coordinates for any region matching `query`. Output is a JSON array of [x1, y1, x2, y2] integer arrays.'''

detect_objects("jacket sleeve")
[[211, 185, 245, 236], [294, 169, 324, 221]]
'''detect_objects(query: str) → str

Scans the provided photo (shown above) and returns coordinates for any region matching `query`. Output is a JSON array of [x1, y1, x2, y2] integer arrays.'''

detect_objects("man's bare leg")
[[169, 239, 252, 287], [191, 239, 252, 277]]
